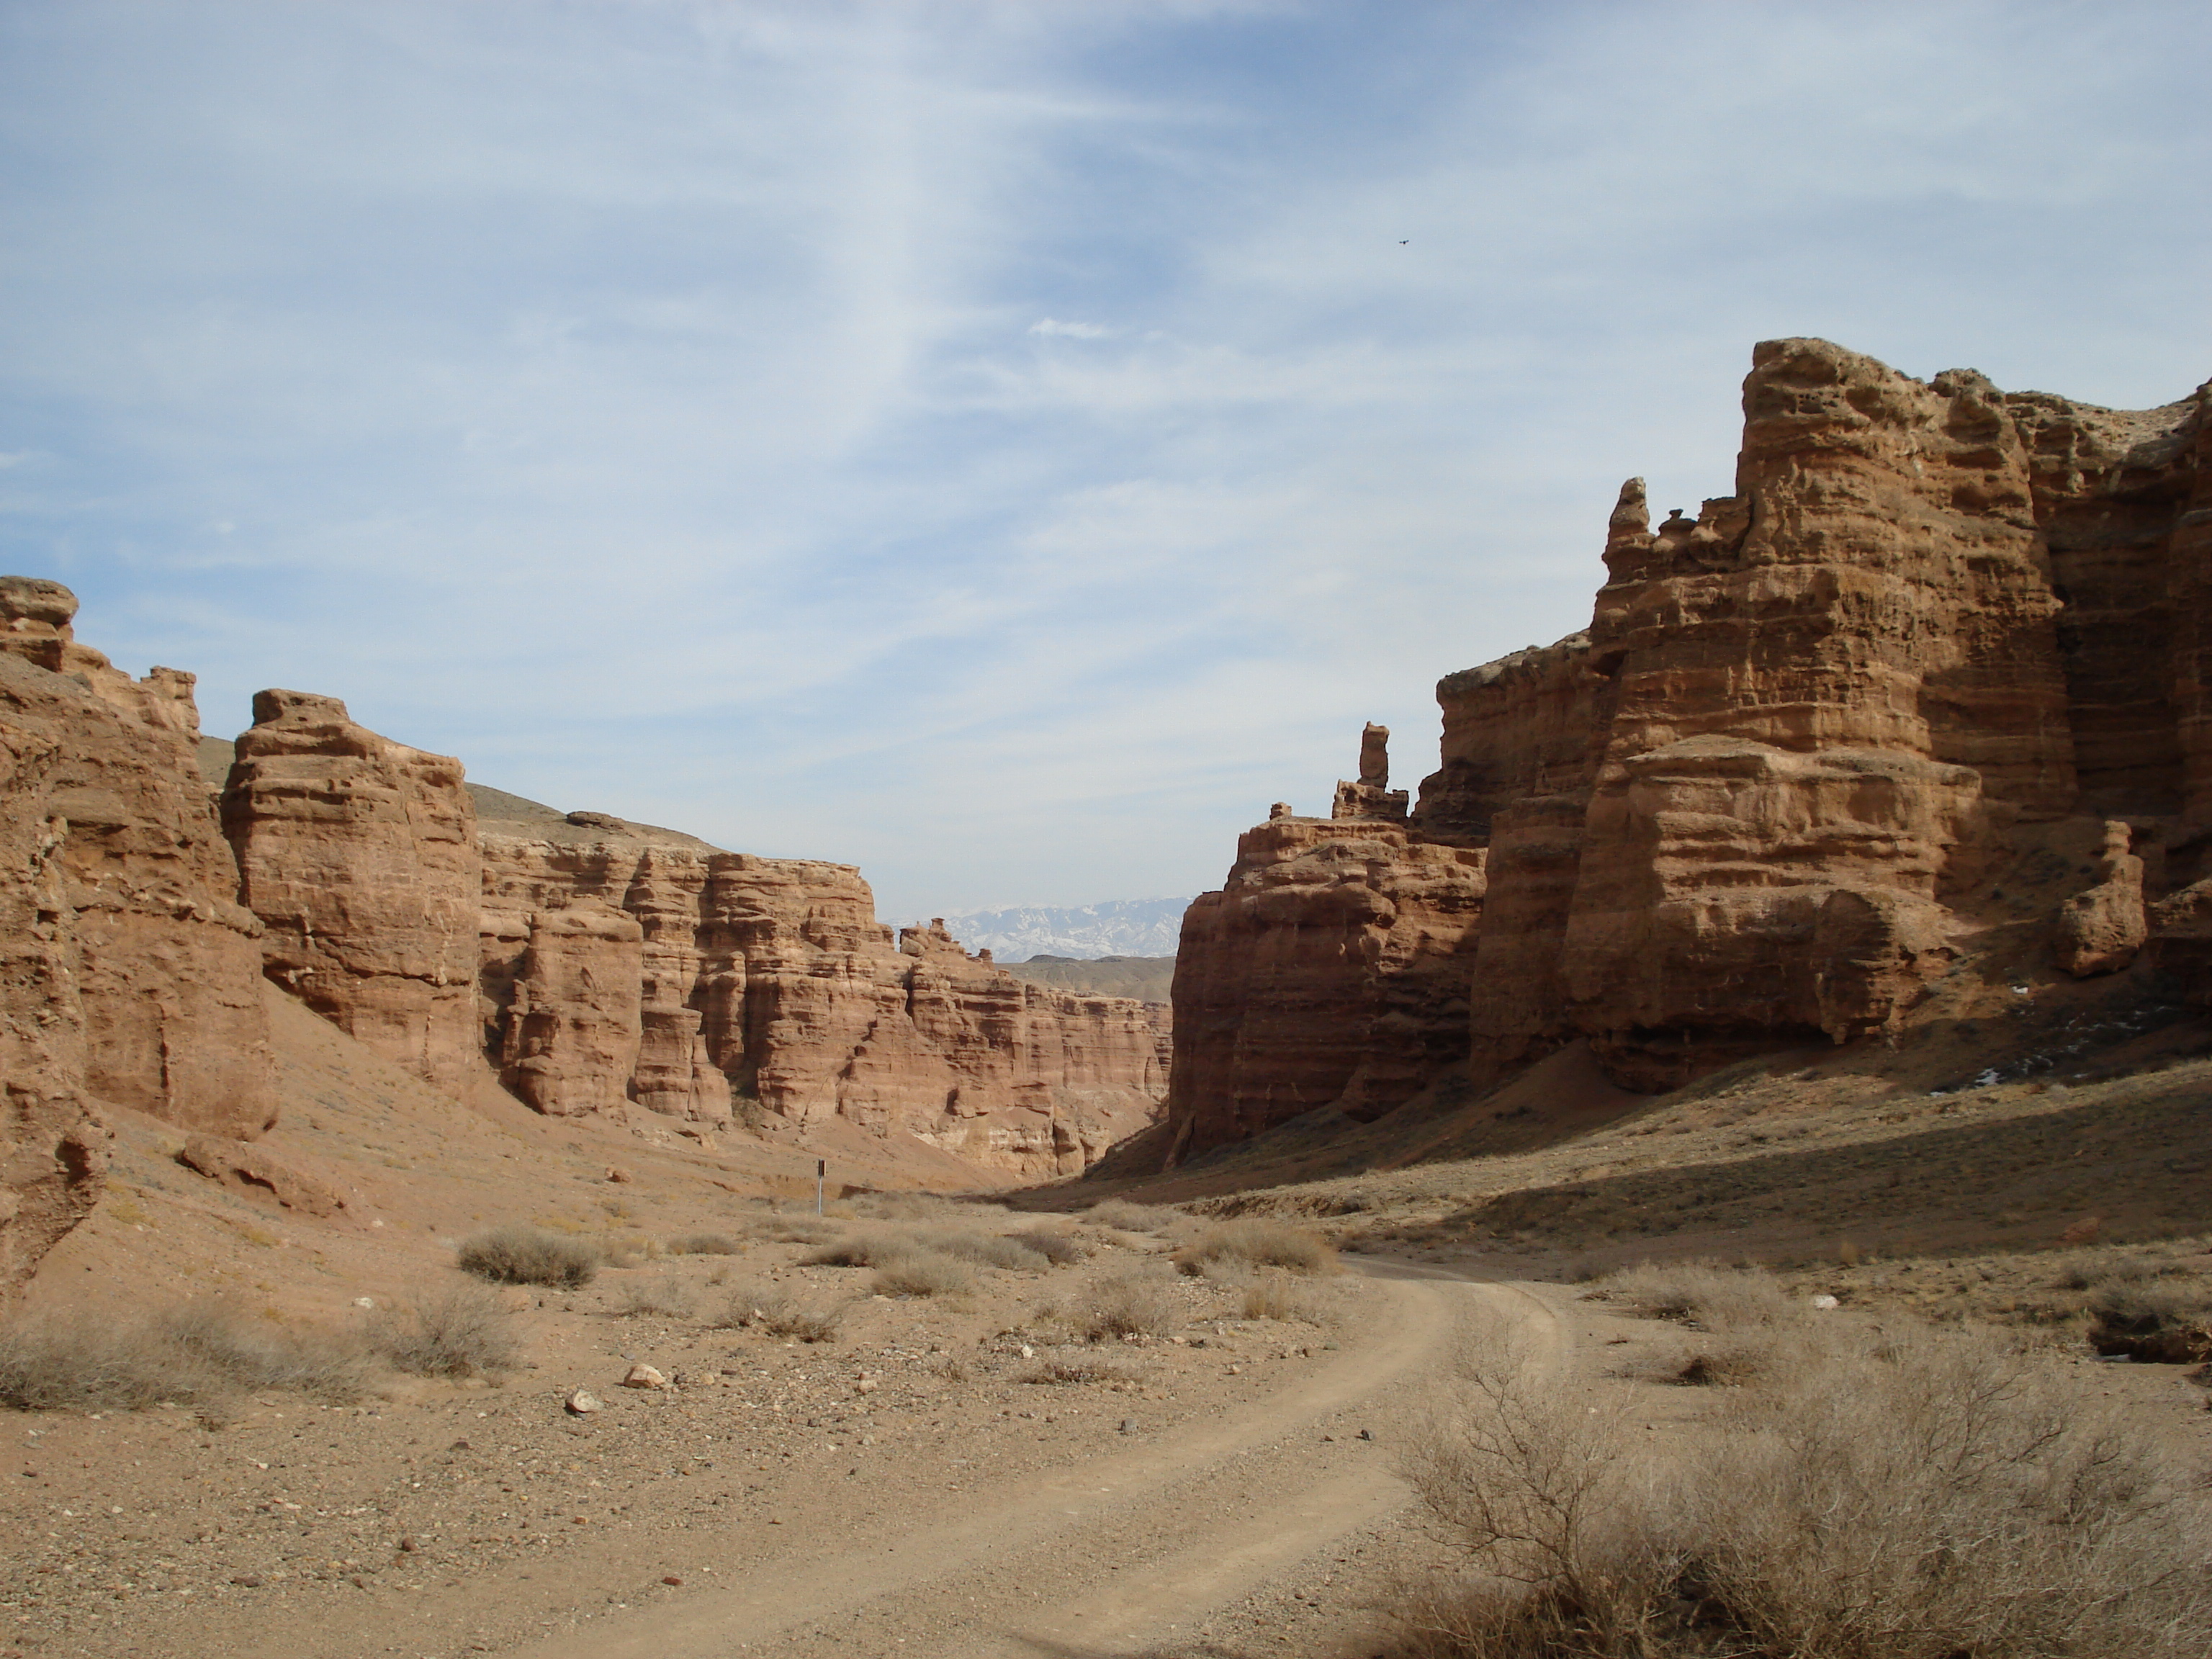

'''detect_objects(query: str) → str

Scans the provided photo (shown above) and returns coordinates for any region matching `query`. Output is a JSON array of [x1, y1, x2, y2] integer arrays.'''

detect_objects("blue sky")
[[4, 1, 2209, 922]]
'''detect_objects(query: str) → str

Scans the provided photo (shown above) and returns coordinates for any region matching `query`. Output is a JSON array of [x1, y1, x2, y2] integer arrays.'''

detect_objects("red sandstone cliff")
[[1168, 339, 2212, 1158], [0, 580, 277, 1293]]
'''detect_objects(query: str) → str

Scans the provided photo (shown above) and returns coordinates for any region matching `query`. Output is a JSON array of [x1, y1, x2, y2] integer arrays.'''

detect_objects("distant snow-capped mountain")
[[915, 897, 1191, 961]]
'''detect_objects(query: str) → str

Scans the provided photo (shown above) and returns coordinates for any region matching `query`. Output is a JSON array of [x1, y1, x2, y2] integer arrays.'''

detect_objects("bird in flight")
[[1398, 239, 1409, 245]]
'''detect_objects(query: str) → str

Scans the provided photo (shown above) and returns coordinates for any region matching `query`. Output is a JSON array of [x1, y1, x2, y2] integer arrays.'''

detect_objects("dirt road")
[[505, 1266, 1563, 1659]]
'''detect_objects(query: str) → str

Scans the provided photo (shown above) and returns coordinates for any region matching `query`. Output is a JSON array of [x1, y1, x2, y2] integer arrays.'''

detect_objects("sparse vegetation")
[[871, 1251, 975, 1298], [1172, 1220, 1336, 1277], [1240, 1272, 1332, 1323], [0, 1301, 373, 1411], [1010, 1228, 1088, 1266], [1084, 1198, 1179, 1233], [921, 1229, 1052, 1272], [370, 1286, 521, 1379], [714, 1282, 843, 1343], [801, 1231, 907, 1269], [667, 1232, 742, 1256], [1392, 1305, 2212, 1659], [1022, 1357, 1136, 1385], [2087, 1277, 2212, 1362], [613, 1279, 697, 1320], [457, 1224, 600, 1288], [1592, 1260, 1796, 1329], [1063, 1271, 1182, 1341]]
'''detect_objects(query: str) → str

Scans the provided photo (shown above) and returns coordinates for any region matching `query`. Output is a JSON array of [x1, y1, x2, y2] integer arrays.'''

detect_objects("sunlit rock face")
[[1166, 339, 2212, 1156]]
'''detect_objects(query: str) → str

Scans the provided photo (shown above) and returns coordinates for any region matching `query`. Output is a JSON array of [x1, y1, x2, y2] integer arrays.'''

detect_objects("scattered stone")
[[1809, 1294, 1840, 1310], [622, 1364, 668, 1390], [565, 1390, 604, 1414]]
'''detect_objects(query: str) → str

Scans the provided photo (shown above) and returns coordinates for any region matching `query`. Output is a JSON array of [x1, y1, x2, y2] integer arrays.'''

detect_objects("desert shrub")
[[1023, 1357, 1136, 1385], [1084, 1199, 1179, 1233], [1389, 1316, 2212, 1659], [1593, 1260, 1795, 1330], [801, 1231, 908, 1269], [920, 1229, 1052, 1272], [871, 1251, 974, 1298], [1173, 1220, 1336, 1277], [2088, 1278, 2212, 1362], [667, 1233, 741, 1256], [850, 1192, 948, 1221], [1066, 1272, 1182, 1341], [714, 1282, 842, 1343], [1241, 1272, 1332, 1324], [371, 1287, 519, 1379], [0, 1302, 373, 1411], [457, 1225, 599, 1288], [759, 1216, 844, 1246], [614, 1279, 696, 1320], [1010, 1229, 1088, 1266]]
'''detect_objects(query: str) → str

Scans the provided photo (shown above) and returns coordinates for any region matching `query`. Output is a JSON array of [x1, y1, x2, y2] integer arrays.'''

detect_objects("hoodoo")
[[1168, 338, 2212, 1159]]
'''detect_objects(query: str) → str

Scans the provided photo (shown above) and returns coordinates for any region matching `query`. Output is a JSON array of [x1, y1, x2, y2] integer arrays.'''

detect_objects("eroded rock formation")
[[1169, 338, 2212, 1156], [1, 580, 279, 1292], [222, 691, 480, 1093]]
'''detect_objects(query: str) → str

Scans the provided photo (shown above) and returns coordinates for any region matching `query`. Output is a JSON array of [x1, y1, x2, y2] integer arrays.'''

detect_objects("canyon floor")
[[12, 967, 2212, 1657]]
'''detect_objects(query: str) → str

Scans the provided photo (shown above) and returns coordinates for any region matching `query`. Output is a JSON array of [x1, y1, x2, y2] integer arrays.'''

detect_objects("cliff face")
[[0, 580, 277, 1293], [222, 691, 481, 1094], [1167, 339, 2212, 1156], [477, 821, 1164, 1175]]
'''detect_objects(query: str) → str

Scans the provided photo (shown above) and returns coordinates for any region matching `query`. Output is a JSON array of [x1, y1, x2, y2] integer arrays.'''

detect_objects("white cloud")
[[4, 0, 2210, 920]]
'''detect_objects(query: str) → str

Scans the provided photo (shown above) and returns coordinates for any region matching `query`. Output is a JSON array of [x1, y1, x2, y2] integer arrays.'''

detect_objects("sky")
[[4, 1, 2209, 923]]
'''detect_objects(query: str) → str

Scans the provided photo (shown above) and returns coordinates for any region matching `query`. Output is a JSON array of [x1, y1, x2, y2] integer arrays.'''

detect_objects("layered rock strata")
[[477, 813, 1165, 1174], [221, 691, 480, 1093], [1, 580, 278, 1292], [1169, 339, 2212, 1156]]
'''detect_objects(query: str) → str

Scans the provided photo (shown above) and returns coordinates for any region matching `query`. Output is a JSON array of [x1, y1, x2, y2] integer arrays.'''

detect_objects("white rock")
[[622, 1364, 669, 1390], [1810, 1294, 1840, 1310], [565, 1390, 603, 1414], [352, 1297, 375, 1309]]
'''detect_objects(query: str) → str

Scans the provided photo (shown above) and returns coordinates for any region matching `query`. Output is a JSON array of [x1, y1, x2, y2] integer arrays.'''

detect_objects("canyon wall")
[[1168, 338, 2212, 1157], [0, 580, 276, 1294]]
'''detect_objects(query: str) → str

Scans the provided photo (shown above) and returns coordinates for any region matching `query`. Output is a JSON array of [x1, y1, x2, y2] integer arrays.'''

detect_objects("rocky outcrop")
[[1, 580, 280, 1292], [1168, 340, 2212, 1156], [476, 820, 1165, 1176], [1167, 732, 1488, 1159], [221, 691, 480, 1093]]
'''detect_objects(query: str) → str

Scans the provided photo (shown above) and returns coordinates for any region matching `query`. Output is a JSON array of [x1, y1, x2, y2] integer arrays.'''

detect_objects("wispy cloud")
[[3, 0, 2209, 918]]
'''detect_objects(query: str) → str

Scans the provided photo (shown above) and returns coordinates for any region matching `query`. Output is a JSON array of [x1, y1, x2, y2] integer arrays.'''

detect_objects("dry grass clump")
[[1084, 1198, 1179, 1233], [870, 1251, 974, 1298], [1390, 1312, 2212, 1658], [667, 1233, 742, 1256], [613, 1279, 697, 1320], [1593, 1260, 1796, 1329], [369, 1287, 521, 1380], [0, 1301, 374, 1411], [1022, 1357, 1138, 1385], [1172, 1220, 1336, 1277], [457, 1224, 600, 1288], [1062, 1272, 1182, 1341], [1010, 1228, 1089, 1266], [920, 1229, 1052, 1272], [714, 1282, 843, 1343], [2087, 1277, 2212, 1363], [850, 1192, 953, 1221], [759, 1215, 845, 1246], [1240, 1272, 1334, 1324], [802, 1231, 910, 1268]]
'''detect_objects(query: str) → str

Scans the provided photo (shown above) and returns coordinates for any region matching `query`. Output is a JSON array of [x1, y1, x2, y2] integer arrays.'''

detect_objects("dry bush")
[[920, 1229, 1052, 1272], [457, 1225, 600, 1288], [871, 1251, 974, 1298], [667, 1233, 742, 1256], [1066, 1271, 1182, 1341], [2087, 1278, 2212, 1363], [714, 1282, 842, 1343], [801, 1231, 907, 1269], [1389, 1315, 2212, 1659], [1084, 1198, 1179, 1233], [850, 1192, 949, 1221], [1173, 1219, 1336, 1277], [759, 1216, 844, 1246], [1241, 1272, 1333, 1324], [370, 1287, 520, 1379], [1010, 1228, 1089, 1267], [1022, 1357, 1137, 1385], [1593, 1260, 1795, 1330], [0, 1301, 373, 1411], [614, 1279, 696, 1320]]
